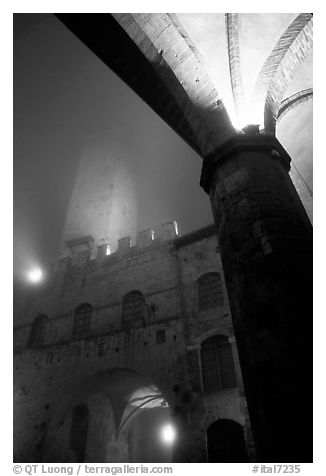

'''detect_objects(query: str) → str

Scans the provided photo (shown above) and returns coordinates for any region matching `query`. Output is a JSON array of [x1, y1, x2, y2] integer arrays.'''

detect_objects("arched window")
[[70, 403, 89, 463], [207, 419, 248, 462], [28, 314, 48, 348], [122, 291, 145, 328], [201, 335, 237, 391], [198, 272, 224, 310], [73, 303, 92, 340]]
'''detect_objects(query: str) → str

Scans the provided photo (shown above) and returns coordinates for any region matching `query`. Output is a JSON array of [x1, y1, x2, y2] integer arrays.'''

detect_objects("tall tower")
[[59, 128, 137, 259]]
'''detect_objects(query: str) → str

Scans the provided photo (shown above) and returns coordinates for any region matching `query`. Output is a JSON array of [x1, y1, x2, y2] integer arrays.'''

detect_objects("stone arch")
[[56, 13, 236, 156], [193, 267, 221, 282], [201, 335, 237, 392], [193, 327, 233, 346], [43, 368, 174, 463], [225, 13, 246, 125], [191, 329, 241, 396], [122, 290, 146, 329], [254, 13, 313, 132], [277, 88, 313, 122], [206, 418, 248, 462]]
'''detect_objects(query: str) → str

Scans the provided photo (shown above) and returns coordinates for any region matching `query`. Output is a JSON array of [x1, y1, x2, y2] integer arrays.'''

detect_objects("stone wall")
[[13, 223, 252, 462]]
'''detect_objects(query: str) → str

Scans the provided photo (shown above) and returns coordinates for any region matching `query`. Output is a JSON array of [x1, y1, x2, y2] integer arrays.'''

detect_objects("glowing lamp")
[[161, 424, 176, 445], [27, 267, 43, 284]]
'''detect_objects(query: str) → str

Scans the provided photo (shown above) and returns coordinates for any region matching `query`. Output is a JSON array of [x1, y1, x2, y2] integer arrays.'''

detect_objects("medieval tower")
[[59, 128, 138, 259]]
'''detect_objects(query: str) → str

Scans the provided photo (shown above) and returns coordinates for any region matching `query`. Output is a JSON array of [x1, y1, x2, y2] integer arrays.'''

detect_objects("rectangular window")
[[98, 343, 107, 357], [156, 329, 166, 344], [73, 304, 92, 340]]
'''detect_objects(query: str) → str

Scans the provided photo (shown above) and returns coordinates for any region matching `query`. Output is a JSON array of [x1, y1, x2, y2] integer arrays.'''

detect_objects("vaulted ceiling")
[[56, 13, 313, 219]]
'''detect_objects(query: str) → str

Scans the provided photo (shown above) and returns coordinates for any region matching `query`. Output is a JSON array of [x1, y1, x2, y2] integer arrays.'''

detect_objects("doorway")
[[207, 419, 248, 462]]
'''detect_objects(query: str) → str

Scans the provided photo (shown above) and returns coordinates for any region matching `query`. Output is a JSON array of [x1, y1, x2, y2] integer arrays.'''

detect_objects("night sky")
[[13, 13, 213, 278]]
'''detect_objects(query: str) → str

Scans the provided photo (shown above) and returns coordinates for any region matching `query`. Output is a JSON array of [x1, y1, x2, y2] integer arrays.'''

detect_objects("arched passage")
[[43, 368, 174, 463], [207, 419, 248, 462]]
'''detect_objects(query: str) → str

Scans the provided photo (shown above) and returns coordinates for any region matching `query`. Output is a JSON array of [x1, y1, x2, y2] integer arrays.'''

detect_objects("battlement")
[[58, 221, 180, 268]]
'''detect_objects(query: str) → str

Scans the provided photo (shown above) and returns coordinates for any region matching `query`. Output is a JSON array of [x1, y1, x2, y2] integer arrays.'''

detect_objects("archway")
[[43, 368, 175, 463], [206, 419, 248, 462]]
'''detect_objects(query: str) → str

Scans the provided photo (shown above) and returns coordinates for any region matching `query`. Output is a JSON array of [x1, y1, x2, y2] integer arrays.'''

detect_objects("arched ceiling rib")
[[225, 13, 245, 125], [55, 13, 201, 155], [254, 13, 313, 133], [113, 13, 235, 155], [56, 13, 235, 157], [278, 88, 313, 121], [55, 12, 312, 200]]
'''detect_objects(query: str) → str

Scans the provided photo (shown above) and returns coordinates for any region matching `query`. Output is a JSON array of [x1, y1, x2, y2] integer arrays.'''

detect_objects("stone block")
[[118, 236, 131, 253], [137, 229, 154, 248], [160, 221, 179, 241]]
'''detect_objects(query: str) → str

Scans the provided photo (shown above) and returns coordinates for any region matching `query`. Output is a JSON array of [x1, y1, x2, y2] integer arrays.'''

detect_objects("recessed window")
[[98, 343, 107, 357], [73, 303, 92, 340], [28, 314, 48, 348], [198, 273, 224, 310], [122, 291, 145, 328], [201, 335, 237, 392], [70, 404, 89, 463], [156, 329, 166, 344]]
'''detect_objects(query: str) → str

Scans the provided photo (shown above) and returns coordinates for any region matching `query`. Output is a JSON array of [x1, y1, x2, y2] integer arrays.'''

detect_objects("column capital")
[[200, 132, 291, 194]]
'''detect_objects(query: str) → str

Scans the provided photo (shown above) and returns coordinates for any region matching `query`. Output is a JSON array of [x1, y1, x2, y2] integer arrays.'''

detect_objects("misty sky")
[[14, 13, 213, 276], [13, 13, 312, 280]]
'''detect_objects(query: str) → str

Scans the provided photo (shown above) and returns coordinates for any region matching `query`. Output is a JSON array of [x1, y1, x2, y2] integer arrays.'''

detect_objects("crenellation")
[[78, 221, 181, 263], [160, 220, 179, 241], [64, 235, 94, 258], [96, 244, 108, 261], [137, 229, 155, 248], [117, 236, 131, 253]]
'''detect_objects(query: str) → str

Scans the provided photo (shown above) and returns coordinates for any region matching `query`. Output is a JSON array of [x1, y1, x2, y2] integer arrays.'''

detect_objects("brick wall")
[[13, 224, 251, 462]]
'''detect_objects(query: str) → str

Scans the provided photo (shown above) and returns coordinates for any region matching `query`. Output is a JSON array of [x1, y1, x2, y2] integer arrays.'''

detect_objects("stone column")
[[200, 131, 312, 462]]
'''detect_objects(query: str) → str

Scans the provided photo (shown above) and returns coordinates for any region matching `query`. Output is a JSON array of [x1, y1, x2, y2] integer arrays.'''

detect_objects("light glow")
[[160, 424, 176, 445], [222, 93, 264, 131], [27, 267, 43, 283]]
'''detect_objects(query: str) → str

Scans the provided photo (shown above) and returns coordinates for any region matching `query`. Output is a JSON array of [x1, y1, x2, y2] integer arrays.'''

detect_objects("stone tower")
[[59, 128, 138, 259]]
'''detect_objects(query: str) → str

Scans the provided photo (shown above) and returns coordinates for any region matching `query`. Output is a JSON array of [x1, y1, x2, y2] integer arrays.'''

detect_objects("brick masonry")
[[254, 13, 313, 133], [201, 132, 312, 462], [13, 223, 253, 462]]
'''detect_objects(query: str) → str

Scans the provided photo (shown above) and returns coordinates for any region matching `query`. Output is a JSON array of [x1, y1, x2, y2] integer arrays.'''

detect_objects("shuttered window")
[[201, 335, 237, 391], [122, 291, 145, 328], [73, 303, 92, 340], [198, 273, 224, 310]]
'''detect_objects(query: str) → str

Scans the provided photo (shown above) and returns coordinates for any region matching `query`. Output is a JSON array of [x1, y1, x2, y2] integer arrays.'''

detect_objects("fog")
[[14, 14, 213, 278]]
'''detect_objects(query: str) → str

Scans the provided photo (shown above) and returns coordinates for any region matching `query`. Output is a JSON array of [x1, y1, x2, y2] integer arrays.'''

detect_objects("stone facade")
[[13, 222, 253, 463]]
